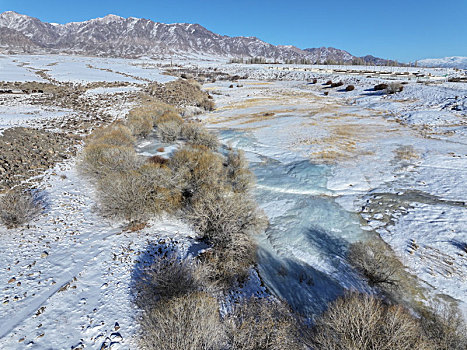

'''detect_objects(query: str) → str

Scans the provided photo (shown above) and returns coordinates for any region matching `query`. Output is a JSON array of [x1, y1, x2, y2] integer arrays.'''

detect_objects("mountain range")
[[417, 56, 467, 69], [0, 11, 399, 64]]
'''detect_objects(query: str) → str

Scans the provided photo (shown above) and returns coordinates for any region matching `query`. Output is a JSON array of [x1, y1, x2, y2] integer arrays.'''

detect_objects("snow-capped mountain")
[[0, 11, 393, 64], [418, 56, 467, 69]]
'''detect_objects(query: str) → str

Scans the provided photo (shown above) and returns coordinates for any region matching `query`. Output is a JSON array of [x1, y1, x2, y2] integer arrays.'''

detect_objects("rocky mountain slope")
[[0, 11, 395, 64]]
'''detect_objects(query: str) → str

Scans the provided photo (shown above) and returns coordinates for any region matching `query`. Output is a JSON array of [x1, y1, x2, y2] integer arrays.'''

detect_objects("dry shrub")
[[139, 292, 226, 350], [129, 98, 177, 125], [331, 81, 343, 88], [156, 147, 165, 152], [156, 121, 182, 143], [200, 233, 257, 286], [325, 80, 332, 85], [147, 155, 168, 166], [187, 189, 265, 248], [0, 189, 43, 228], [181, 123, 219, 150], [345, 85, 355, 91], [137, 163, 182, 213], [227, 297, 302, 350], [126, 113, 154, 137], [135, 252, 202, 309], [308, 293, 431, 350], [225, 149, 254, 193], [80, 144, 143, 178], [169, 145, 226, 195], [186, 189, 265, 284], [348, 240, 401, 288], [374, 83, 388, 91], [198, 97, 215, 111], [155, 111, 184, 126], [87, 123, 135, 147], [96, 165, 181, 223], [420, 302, 467, 350], [96, 171, 153, 224], [386, 82, 404, 94]]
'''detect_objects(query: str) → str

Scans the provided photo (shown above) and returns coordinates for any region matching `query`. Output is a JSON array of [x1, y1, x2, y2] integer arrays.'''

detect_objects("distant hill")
[[0, 11, 398, 64], [418, 56, 467, 69]]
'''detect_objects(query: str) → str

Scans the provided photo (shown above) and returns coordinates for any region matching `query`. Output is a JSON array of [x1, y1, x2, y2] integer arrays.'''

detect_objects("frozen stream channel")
[[220, 129, 372, 315]]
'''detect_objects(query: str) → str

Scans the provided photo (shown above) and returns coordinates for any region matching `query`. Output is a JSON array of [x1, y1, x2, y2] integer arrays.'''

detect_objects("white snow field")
[[0, 56, 466, 348], [1, 55, 176, 83]]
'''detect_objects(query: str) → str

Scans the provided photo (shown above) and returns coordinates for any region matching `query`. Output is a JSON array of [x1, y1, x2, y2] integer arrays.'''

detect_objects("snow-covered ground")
[[1, 55, 176, 83], [0, 160, 196, 349], [0, 56, 466, 348]]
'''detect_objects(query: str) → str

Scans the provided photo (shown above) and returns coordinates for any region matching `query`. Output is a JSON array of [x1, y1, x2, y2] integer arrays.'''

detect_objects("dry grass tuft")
[[0, 189, 43, 229]]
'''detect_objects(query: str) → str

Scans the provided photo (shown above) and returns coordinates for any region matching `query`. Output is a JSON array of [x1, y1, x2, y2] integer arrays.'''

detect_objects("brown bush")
[[156, 121, 182, 143], [96, 165, 181, 224], [96, 171, 153, 224], [202, 240, 257, 286], [198, 97, 215, 111], [80, 144, 143, 178], [137, 163, 183, 213], [147, 155, 168, 166], [155, 111, 184, 126], [0, 189, 43, 229], [345, 85, 355, 91], [420, 302, 467, 350], [325, 80, 332, 85], [129, 98, 177, 125], [156, 147, 165, 152], [348, 240, 401, 288], [126, 113, 154, 137], [186, 187, 266, 285], [386, 82, 404, 94], [330, 81, 344, 88], [135, 252, 202, 309], [139, 292, 226, 350], [87, 124, 135, 147], [181, 123, 219, 150], [186, 189, 266, 248], [169, 145, 226, 195], [312, 78, 318, 84], [374, 83, 388, 91], [323, 91, 329, 96], [225, 148, 254, 193], [307, 293, 431, 350], [226, 297, 302, 350]]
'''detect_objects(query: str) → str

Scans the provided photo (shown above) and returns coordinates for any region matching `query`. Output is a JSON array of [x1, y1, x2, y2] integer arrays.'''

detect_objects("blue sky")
[[1, 0, 466, 62]]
